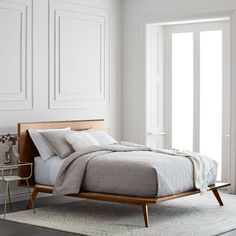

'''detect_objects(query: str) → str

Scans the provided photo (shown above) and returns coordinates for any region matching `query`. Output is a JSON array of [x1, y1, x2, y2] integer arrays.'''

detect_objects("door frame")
[[140, 9, 236, 193], [164, 21, 230, 181]]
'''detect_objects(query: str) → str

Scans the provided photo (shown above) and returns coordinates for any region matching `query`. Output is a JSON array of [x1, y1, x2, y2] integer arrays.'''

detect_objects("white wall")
[[0, 0, 122, 202]]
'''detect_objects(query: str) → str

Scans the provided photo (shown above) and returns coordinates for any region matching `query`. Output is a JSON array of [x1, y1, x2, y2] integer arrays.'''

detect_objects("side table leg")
[[26, 179, 35, 214], [7, 183, 12, 211], [4, 182, 9, 219]]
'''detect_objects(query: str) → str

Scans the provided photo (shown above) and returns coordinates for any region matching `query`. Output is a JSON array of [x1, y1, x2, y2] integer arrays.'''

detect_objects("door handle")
[[147, 132, 166, 135]]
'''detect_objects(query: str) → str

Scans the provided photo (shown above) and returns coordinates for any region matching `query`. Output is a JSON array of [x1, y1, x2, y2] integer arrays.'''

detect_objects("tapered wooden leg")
[[27, 188, 38, 209], [142, 203, 149, 227], [212, 189, 224, 206], [26, 180, 35, 214]]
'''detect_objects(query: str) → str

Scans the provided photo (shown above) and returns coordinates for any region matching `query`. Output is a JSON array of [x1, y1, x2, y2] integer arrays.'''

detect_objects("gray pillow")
[[41, 130, 74, 159], [28, 127, 71, 161]]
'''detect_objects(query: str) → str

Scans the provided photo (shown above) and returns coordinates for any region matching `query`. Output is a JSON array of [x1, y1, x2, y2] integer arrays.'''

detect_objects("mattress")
[[34, 156, 64, 186]]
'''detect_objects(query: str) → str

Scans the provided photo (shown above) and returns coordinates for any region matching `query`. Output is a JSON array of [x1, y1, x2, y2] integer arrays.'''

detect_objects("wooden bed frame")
[[18, 119, 230, 227]]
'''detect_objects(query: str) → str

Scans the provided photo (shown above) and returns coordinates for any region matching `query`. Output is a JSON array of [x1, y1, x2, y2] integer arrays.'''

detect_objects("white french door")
[[146, 20, 230, 181], [165, 21, 230, 181]]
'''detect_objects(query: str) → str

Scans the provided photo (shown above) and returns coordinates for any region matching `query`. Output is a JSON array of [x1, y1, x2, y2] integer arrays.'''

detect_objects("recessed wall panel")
[[49, 0, 109, 109], [0, 0, 33, 110], [0, 9, 21, 95], [60, 16, 101, 95]]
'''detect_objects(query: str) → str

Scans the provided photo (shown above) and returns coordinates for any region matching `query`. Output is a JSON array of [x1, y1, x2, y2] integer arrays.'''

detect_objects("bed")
[[18, 119, 230, 227]]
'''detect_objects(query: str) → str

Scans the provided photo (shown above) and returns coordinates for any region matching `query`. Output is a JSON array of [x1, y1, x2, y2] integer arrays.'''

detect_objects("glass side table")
[[0, 162, 35, 219]]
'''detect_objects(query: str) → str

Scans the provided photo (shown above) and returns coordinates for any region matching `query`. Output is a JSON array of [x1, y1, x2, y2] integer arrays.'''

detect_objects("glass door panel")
[[172, 32, 194, 150], [200, 30, 223, 180]]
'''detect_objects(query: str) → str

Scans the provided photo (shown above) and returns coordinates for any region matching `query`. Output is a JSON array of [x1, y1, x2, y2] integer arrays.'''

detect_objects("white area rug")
[[2, 192, 236, 236]]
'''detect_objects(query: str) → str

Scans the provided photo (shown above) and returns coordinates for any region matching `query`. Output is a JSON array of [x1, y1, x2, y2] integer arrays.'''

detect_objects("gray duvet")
[[54, 144, 217, 197]]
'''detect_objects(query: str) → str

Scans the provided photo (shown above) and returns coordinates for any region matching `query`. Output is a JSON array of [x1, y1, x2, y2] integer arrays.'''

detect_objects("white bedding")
[[34, 156, 64, 186]]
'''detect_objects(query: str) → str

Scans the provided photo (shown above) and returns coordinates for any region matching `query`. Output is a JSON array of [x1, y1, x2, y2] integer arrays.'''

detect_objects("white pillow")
[[88, 129, 117, 145], [28, 127, 71, 161], [65, 130, 100, 151]]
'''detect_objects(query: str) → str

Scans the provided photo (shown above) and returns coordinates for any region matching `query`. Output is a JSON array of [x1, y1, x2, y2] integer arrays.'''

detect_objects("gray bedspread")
[[54, 144, 217, 197]]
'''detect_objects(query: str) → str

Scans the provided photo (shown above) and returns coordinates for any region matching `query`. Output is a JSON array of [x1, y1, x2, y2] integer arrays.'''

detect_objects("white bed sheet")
[[34, 156, 64, 186]]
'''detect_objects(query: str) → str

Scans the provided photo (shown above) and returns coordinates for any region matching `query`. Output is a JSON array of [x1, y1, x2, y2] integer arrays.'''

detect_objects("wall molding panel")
[[0, 0, 33, 110], [49, 0, 110, 109]]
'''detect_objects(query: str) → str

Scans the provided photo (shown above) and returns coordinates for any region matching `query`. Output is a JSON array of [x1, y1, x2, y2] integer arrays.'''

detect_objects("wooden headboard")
[[18, 119, 104, 186]]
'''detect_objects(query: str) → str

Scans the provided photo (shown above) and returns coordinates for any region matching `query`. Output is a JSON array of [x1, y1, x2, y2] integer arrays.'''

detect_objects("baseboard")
[[0, 189, 29, 204], [0, 189, 50, 205]]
